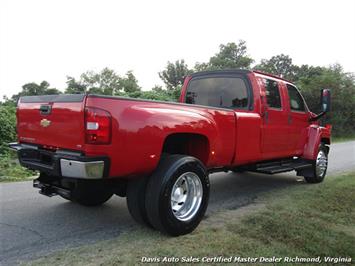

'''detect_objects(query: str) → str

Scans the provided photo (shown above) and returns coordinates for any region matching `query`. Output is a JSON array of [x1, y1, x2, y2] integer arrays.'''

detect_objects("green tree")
[[253, 54, 297, 80], [196, 41, 254, 71], [1, 96, 16, 107], [22, 80, 49, 95], [159, 59, 192, 90], [80, 68, 121, 95], [293, 65, 324, 83], [11, 81, 61, 102], [151, 85, 164, 92], [194, 62, 210, 72], [65, 76, 87, 94], [119, 71, 141, 93], [299, 65, 355, 137]]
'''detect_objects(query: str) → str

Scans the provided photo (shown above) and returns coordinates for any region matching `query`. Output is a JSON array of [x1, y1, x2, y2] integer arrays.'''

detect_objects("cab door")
[[284, 83, 310, 154], [260, 77, 291, 159]]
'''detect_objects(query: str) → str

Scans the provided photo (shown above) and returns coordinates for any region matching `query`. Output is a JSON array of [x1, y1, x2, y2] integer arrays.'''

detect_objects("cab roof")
[[190, 69, 294, 84]]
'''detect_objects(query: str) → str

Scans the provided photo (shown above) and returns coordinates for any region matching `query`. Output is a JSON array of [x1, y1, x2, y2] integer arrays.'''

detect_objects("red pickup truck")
[[10, 69, 331, 236]]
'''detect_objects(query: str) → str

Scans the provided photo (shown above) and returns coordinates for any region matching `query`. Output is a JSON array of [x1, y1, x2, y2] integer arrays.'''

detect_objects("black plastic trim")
[[87, 94, 235, 112], [190, 69, 251, 78], [20, 94, 85, 103]]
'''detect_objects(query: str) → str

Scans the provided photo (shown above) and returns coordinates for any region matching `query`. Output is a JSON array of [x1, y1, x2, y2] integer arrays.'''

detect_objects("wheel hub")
[[316, 150, 327, 177], [170, 172, 203, 222]]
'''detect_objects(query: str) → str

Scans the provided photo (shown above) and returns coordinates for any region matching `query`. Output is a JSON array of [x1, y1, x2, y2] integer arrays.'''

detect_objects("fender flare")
[[302, 125, 331, 160]]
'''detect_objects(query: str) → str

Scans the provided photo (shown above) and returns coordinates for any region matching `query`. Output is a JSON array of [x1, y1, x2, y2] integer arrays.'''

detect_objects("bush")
[[0, 104, 17, 155], [0, 154, 36, 182], [0, 103, 36, 181]]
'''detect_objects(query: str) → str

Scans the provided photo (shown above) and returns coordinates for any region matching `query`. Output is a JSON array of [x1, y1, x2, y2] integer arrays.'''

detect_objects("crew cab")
[[10, 70, 331, 236]]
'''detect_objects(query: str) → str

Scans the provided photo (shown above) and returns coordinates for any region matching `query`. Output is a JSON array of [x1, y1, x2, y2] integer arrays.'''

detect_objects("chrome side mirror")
[[321, 89, 331, 113]]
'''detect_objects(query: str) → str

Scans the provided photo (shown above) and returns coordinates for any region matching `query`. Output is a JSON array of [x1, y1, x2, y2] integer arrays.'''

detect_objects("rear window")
[[185, 77, 249, 109]]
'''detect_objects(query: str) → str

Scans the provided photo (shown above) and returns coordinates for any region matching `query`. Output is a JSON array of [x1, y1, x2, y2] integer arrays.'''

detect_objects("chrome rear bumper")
[[60, 159, 105, 179]]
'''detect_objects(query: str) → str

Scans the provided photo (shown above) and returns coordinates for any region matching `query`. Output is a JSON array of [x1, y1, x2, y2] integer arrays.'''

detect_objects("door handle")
[[264, 111, 269, 124], [288, 115, 292, 124], [40, 105, 52, 115]]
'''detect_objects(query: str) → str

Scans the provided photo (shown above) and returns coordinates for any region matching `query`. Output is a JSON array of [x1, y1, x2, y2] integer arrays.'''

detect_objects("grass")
[[25, 172, 355, 266], [0, 155, 36, 182], [332, 135, 355, 143]]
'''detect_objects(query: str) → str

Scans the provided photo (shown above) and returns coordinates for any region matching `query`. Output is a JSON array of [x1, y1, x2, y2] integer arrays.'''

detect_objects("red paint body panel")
[[84, 97, 236, 177], [233, 112, 262, 165], [16, 71, 331, 179], [303, 125, 332, 160], [279, 81, 309, 154], [259, 77, 291, 158], [17, 101, 86, 151]]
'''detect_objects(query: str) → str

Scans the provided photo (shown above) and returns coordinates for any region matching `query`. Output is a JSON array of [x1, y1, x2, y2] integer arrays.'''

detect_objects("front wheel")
[[304, 145, 328, 183], [145, 155, 210, 236]]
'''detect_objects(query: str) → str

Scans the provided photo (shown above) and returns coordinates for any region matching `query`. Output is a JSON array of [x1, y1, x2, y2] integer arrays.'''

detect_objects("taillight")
[[15, 108, 19, 135], [85, 107, 111, 144]]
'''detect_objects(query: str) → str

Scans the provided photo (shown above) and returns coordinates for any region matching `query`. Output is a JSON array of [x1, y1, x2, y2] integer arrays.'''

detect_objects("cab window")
[[186, 77, 249, 109], [263, 78, 281, 109], [287, 84, 306, 112]]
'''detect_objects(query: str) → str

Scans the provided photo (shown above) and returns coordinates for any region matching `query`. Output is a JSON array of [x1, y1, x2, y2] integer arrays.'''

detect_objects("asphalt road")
[[1, 141, 354, 265]]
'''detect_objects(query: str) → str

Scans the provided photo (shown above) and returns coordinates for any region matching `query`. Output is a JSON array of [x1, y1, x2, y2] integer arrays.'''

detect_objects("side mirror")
[[309, 89, 331, 122], [321, 89, 331, 112]]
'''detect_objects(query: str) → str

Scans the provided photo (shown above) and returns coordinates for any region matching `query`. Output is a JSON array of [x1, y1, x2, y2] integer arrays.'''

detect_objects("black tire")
[[59, 193, 72, 201], [232, 168, 245, 173], [126, 177, 152, 227], [70, 180, 113, 206], [304, 145, 328, 183], [145, 155, 210, 236]]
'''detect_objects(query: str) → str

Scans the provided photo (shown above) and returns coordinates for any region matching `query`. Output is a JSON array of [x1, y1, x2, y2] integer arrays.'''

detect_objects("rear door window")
[[186, 77, 249, 109]]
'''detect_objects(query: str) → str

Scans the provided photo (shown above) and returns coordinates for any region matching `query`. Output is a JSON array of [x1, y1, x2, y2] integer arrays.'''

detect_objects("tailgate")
[[17, 94, 86, 151]]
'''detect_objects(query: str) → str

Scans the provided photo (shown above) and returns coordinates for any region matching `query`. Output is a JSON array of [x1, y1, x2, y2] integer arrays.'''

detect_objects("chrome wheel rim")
[[170, 172, 203, 222], [316, 150, 327, 177]]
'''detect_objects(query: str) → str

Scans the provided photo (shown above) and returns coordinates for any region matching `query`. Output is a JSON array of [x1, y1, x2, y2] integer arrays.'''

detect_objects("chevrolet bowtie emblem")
[[40, 119, 51, 127]]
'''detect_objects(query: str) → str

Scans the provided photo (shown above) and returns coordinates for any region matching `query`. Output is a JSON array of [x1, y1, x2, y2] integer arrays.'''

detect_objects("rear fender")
[[85, 96, 235, 178]]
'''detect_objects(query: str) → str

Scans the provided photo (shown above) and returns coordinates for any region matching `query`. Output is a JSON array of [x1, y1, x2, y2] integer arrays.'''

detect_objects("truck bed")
[[16, 94, 238, 178]]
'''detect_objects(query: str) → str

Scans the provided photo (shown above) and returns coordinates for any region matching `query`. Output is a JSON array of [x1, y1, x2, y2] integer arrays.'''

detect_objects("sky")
[[0, 0, 354, 98]]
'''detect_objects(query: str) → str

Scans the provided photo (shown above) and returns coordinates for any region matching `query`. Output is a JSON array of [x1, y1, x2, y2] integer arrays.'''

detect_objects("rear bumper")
[[9, 142, 110, 179]]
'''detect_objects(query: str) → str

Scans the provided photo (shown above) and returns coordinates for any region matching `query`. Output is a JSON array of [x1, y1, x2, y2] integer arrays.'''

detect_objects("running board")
[[252, 161, 313, 175]]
